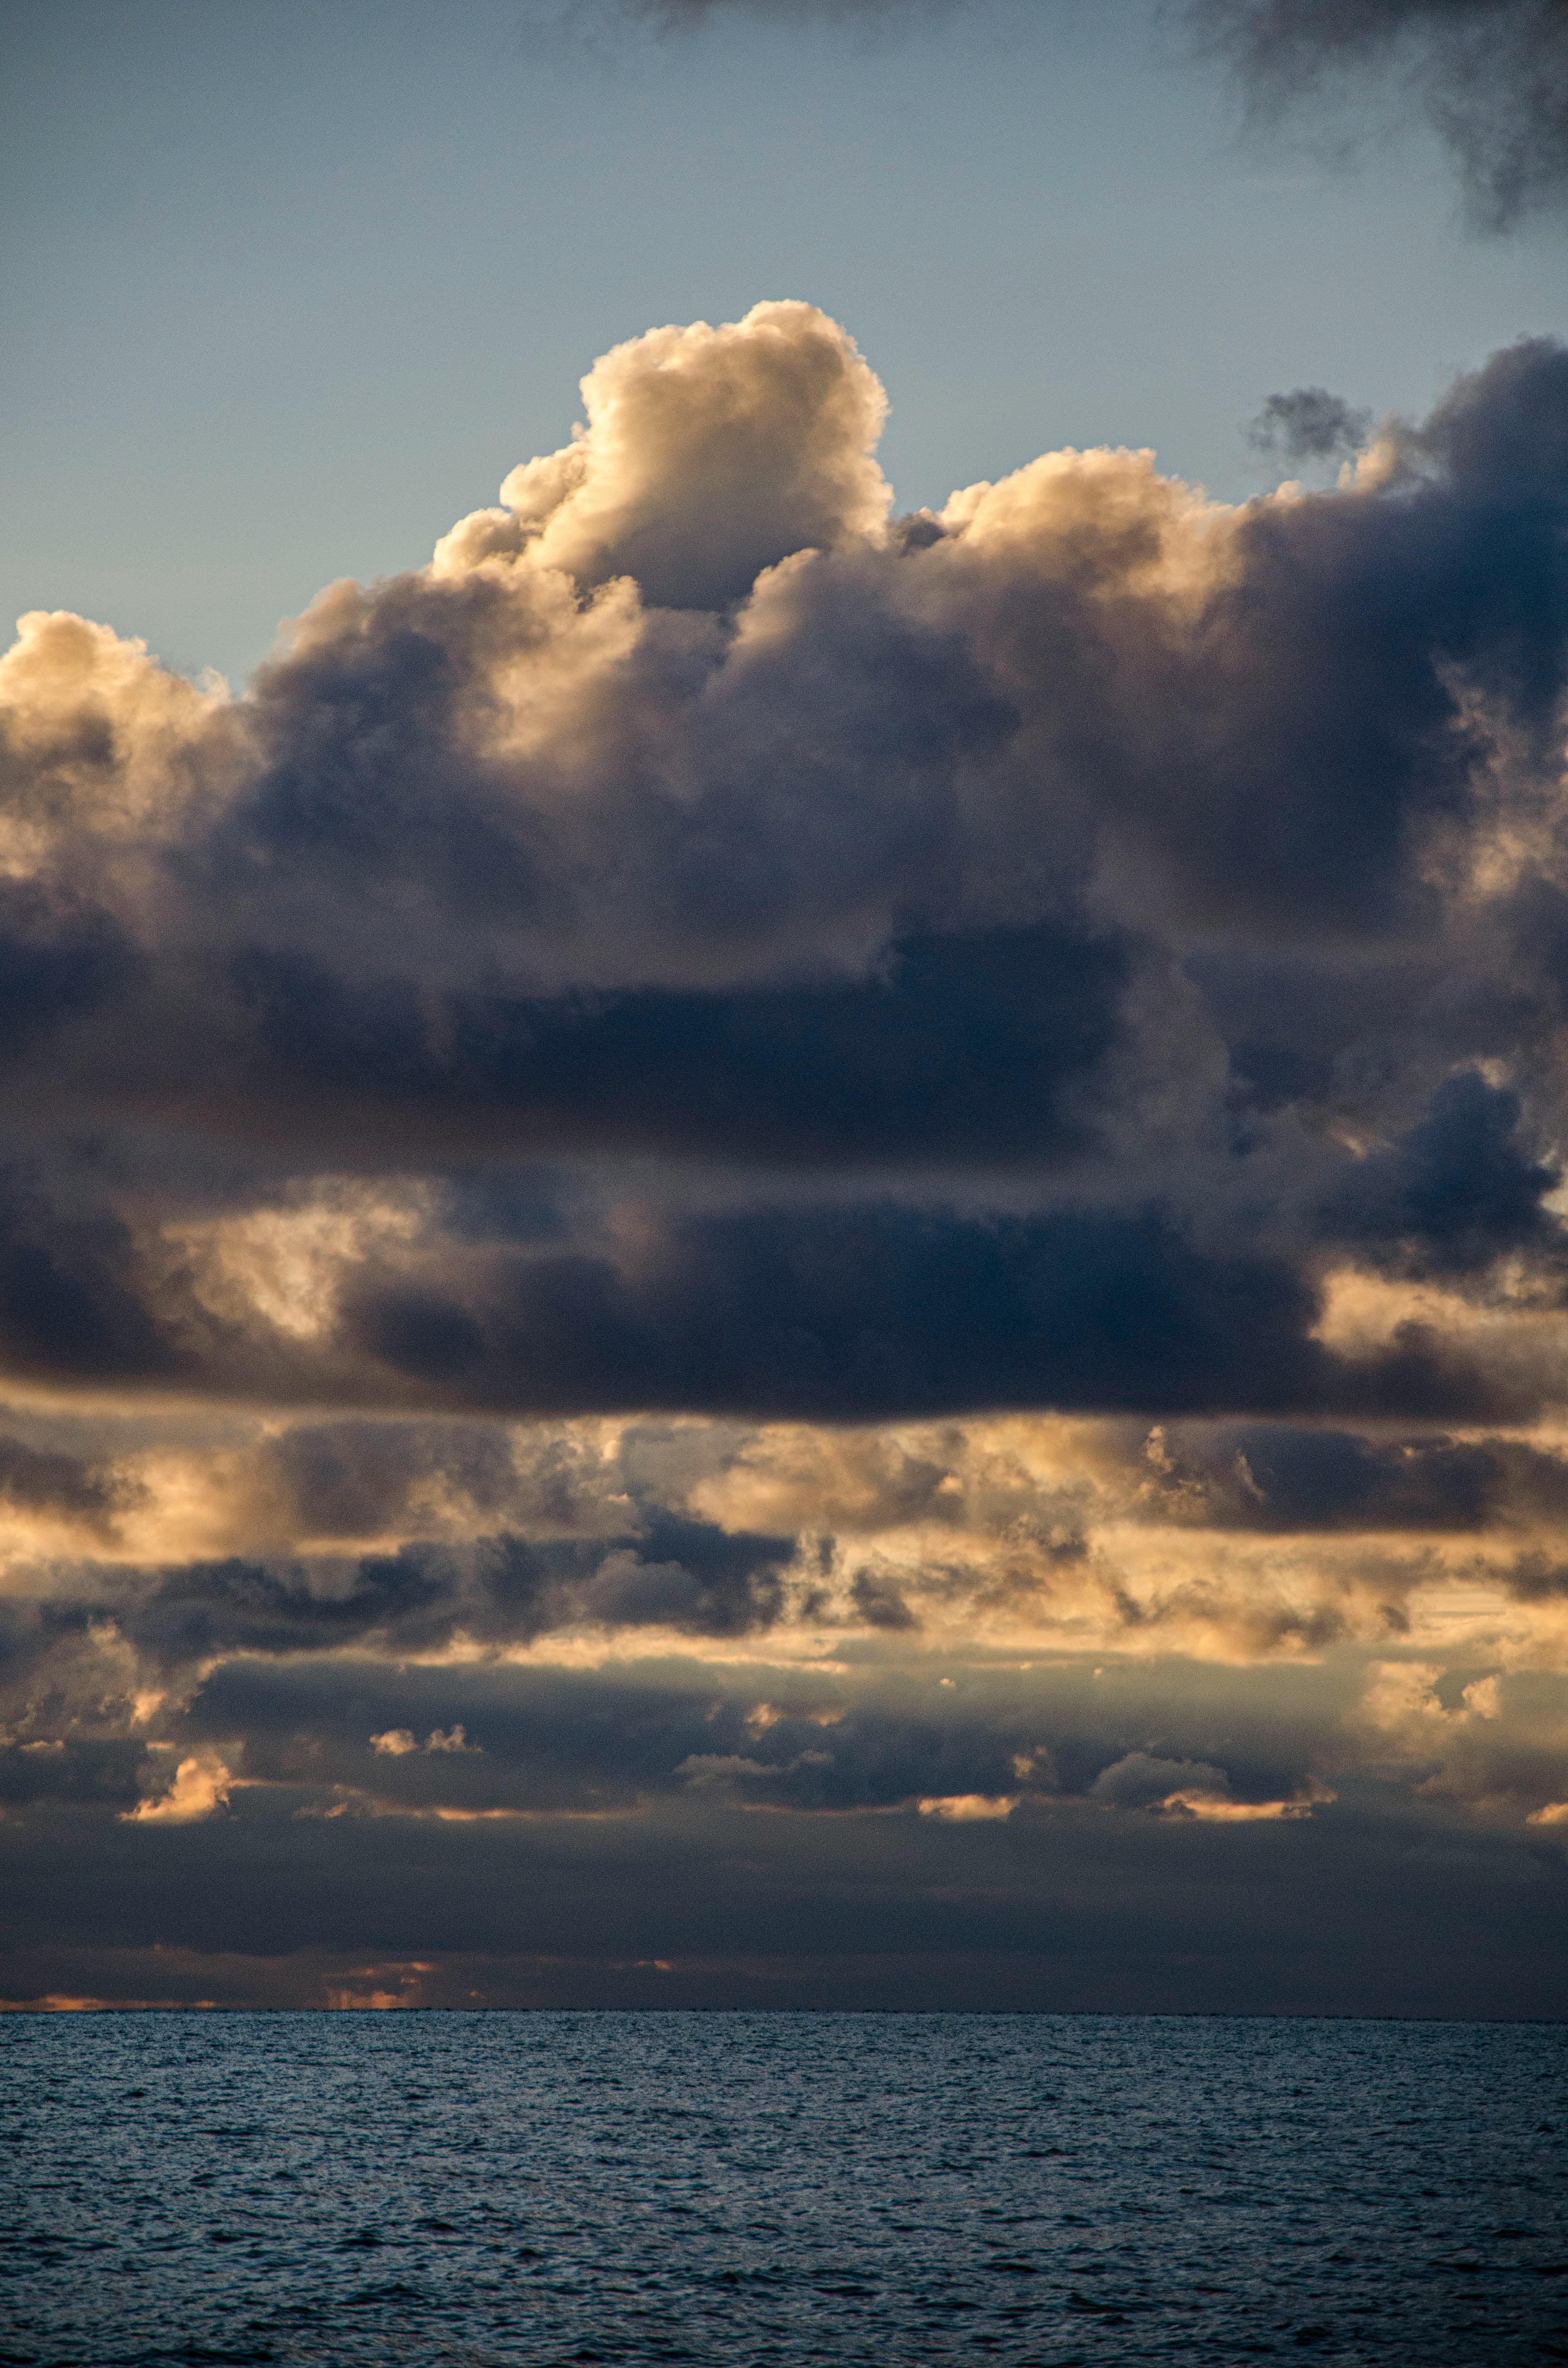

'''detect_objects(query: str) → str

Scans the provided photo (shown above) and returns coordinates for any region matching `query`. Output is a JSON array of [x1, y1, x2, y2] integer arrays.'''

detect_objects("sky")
[[3, 0, 1568, 2015]]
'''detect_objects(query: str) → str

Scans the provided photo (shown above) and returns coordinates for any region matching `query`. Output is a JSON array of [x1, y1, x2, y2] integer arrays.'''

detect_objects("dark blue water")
[[3, 2011, 1566, 2366]]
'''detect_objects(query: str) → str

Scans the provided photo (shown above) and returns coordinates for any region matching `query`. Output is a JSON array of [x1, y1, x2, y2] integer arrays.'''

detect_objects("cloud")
[[1089, 1749, 1232, 1807], [531, 2, 1567, 234], [1322, 1073, 1565, 1283], [0, 328, 1565, 1451], [1190, 0, 1568, 230], [371, 1723, 479, 1754], [1088, 1750, 1329, 1818], [0, 1431, 135, 1536], [341, 1194, 1538, 1424], [1139, 1421, 1568, 1534], [8, 321, 1568, 1151], [1249, 387, 1371, 464], [1, 1568, 1562, 2009], [916, 1791, 1017, 1818], [5, 302, 1568, 2006], [237, 919, 1127, 1170], [439, 302, 892, 611], [121, 1751, 232, 1825]]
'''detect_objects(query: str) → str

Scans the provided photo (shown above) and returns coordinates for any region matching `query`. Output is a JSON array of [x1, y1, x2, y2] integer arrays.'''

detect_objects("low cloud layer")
[[5, 300, 1568, 2008]]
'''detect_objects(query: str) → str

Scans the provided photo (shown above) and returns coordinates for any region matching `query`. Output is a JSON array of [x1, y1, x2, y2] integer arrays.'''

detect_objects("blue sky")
[[5, 0, 1562, 682]]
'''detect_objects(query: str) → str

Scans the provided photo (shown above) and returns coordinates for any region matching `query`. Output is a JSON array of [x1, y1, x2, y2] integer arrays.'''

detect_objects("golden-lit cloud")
[[121, 1751, 233, 1824], [4, 302, 1568, 2010]]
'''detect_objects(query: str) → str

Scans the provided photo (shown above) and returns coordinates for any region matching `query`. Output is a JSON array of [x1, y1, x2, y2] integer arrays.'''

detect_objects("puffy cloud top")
[[436, 300, 892, 609]]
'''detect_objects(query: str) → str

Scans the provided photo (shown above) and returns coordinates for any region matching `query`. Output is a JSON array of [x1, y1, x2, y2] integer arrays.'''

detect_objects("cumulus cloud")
[[2, 321, 1567, 1388], [438, 303, 891, 610], [6, 300, 1568, 2007], [121, 1751, 233, 1825]]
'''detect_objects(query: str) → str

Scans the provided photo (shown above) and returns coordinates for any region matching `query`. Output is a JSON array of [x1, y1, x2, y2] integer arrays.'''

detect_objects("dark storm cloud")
[[126, 1552, 459, 1668], [1322, 1071, 1565, 1283], [0, 1513, 799, 1692], [3, 1791, 1563, 2015], [0, 1432, 133, 1530], [1107, 340, 1568, 936], [348, 1198, 1517, 1423], [1148, 1422, 1568, 1532], [0, 1147, 1528, 1425], [4, 1641, 1564, 2015], [235, 921, 1127, 1169], [0, 1738, 145, 1812], [1249, 386, 1371, 464], [0, 882, 137, 1054], [0, 1168, 179, 1388], [483, 1511, 796, 1637], [1191, 0, 1568, 229], [181, 1648, 1333, 1818]]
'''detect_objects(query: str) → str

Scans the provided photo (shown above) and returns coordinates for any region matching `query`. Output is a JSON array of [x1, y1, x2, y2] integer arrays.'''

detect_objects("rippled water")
[[3, 2011, 1567, 2366]]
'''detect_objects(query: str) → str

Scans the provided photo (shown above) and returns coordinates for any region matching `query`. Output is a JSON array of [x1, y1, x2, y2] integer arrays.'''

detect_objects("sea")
[[3, 2011, 1566, 2367]]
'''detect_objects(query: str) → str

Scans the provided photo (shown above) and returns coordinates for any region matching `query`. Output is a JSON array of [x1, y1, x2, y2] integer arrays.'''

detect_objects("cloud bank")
[[4, 300, 1568, 2011]]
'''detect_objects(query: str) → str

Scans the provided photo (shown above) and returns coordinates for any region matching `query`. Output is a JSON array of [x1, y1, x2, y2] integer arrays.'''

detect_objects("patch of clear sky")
[[3, 0, 1563, 684]]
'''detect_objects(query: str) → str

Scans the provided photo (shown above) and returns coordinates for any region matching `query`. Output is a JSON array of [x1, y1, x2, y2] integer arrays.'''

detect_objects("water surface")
[[4, 2011, 1566, 2365]]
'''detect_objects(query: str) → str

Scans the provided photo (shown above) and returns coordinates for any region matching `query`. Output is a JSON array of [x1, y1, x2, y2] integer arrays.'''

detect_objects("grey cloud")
[[1321, 1071, 1564, 1284], [483, 1512, 796, 1639], [1191, 0, 1568, 230], [0, 1167, 180, 1389], [0, 1738, 145, 1812], [128, 1552, 459, 1669], [346, 1198, 1514, 1423], [0, 1512, 800, 1708], [535, 0, 1568, 234], [5, 328, 1568, 1147], [1088, 1749, 1231, 1807], [233, 919, 1127, 1171], [261, 1418, 572, 1542], [1249, 386, 1371, 464], [0, 1146, 1528, 1424], [1146, 1421, 1568, 1533], [5, 1583, 1564, 2013], [0, 323, 1565, 1468], [0, 1433, 134, 1532], [180, 1650, 1336, 1819], [2, 1794, 1563, 2014], [849, 1569, 920, 1628]]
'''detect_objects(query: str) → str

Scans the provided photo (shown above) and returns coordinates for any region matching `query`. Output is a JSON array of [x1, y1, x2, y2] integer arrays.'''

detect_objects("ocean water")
[[2, 2012, 1566, 2367]]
